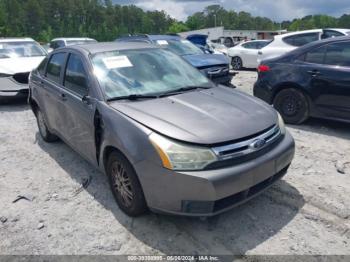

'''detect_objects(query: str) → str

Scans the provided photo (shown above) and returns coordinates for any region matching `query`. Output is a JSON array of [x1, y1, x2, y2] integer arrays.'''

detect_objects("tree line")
[[0, 1, 349, 43]]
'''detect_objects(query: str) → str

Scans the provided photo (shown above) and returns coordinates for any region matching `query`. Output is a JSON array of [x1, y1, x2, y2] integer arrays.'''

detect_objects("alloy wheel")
[[111, 161, 134, 207]]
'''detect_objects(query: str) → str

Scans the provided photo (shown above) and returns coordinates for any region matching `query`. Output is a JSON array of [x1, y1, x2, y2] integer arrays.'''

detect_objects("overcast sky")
[[112, 0, 350, 22]]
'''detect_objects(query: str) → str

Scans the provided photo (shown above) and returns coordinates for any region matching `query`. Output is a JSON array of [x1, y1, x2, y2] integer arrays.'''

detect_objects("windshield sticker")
[[181, 40, 191, 44], [156, 40, 169, 45], [102, 56, 133, 69]]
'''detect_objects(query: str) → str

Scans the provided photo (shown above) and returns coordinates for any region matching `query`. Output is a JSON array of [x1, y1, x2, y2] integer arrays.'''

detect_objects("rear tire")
[[273, 88, 309, 124], [107, 151, 148, 217], [36, 109, 58, 142], [231, 56, 243, 70]]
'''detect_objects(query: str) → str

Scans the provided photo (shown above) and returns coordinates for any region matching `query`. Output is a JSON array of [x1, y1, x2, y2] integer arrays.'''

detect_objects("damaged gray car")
[[0, 38, 47, 98], [28, 42, 295, 217]]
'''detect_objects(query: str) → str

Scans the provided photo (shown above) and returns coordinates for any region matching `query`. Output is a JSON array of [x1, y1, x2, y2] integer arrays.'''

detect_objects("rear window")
[[283, 33, 319, 47]]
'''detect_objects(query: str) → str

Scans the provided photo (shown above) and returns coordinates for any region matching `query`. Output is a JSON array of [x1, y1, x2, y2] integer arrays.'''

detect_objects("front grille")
[[200, 65, 230, 79], [12, 72, 30, 84], [213, 165, 289, 212], [212, 125, 281, 160], [205, 125, 282, 170]]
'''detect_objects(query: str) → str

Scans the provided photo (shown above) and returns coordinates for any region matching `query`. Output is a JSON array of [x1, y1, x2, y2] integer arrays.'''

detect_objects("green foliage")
[[0, 0, 174, 42], [0, 1, 349, 42], [168, 22, 189, 33]]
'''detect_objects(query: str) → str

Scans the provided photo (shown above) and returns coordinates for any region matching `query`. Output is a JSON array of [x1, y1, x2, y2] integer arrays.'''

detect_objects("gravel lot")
[[0, 71, 349, 255]]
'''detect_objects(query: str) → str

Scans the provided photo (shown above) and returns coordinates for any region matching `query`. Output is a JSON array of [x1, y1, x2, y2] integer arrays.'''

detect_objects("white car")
[[228, 40, 271, 70], [208, 42, 229, 56], [0, 38, 47, 97], [258, 28, 350, 62], [48, 37, 97, 52]]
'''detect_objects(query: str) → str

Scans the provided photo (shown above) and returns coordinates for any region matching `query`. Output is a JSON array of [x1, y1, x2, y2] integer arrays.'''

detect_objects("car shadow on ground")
[[36, 133, 305, 254], [288, 117, 350, 141]]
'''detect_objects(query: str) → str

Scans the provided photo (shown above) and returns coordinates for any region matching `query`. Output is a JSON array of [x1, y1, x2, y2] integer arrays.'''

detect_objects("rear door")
[[240, 42, 260, 67], [298, 41, 350, 120], [59, 52, 97, 165]]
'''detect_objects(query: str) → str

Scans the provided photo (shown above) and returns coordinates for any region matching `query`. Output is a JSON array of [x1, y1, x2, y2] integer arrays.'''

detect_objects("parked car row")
[[228, 28, 350, 70], [0, 34, 235, 98], [2, 29, 349, 218]]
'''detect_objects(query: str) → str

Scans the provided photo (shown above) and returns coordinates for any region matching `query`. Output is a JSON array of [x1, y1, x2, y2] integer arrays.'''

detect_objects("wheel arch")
[[272, 82, 312, 105]]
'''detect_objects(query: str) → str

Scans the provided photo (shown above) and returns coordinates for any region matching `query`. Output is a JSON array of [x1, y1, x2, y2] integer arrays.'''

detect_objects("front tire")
[[231, 56, 243, 70], [273, 88, 309, 124], [107, 151, 147, 217], [36, 109, 58, 142]]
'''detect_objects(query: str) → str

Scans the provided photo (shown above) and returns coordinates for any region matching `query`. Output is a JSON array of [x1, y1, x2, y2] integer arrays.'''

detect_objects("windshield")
[[92, 48, 211, 100], [66, 40, 97, 46], [0, 41, 47, 59], [156, 39, 203, 56]]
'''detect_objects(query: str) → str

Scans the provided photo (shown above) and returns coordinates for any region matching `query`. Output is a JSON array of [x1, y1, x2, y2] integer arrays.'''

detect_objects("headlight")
[[149, 133, 217, 171], [277, 112, 286, 135]]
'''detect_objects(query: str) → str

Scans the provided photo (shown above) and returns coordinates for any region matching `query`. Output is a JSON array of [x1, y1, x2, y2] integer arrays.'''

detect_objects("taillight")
[[258, 65, 270, 72]]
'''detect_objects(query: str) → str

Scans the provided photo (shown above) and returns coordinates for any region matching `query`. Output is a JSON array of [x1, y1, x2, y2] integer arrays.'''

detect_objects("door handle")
[[60, 93, 67, 101], [307, 70, 321, 77]]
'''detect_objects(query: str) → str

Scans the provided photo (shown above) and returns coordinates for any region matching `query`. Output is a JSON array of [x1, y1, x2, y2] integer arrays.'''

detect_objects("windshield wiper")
[[107, 94, 159, 102], [158, 85, 211, 97]]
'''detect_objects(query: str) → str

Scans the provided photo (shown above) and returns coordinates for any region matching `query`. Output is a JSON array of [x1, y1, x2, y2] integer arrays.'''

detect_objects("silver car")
[[28, 42, 295, 217], [0, 38, 47, 98]]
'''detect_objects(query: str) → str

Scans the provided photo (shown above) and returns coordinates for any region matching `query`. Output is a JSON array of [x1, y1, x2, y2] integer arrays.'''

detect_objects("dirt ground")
[[0, 71, 349, 256]]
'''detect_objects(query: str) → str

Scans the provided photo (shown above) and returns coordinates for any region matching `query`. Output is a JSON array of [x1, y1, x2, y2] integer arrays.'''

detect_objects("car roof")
[[242, 40, 271, 43], [51, 37, 96, 41], [117, 34, 181, 42], [0, 37, 35, 42], [275, 29, 322, 39], [282, 35, 350, 58], [324, 28, 350, 34], [67, 42, 157, 54]]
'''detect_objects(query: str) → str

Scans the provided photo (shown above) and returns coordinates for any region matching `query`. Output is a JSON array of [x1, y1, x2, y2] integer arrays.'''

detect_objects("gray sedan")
[[28, 42, 295, 217]]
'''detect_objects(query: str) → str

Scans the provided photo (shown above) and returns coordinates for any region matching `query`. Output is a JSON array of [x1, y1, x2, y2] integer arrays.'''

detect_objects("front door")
[[59, 52, 97, 165]]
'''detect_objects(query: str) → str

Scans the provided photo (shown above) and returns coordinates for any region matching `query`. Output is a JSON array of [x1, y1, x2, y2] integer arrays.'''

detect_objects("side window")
[[37, 57, 48, 76], [283, 33, 319, 47], [303, 45, 327, 64], [324, 42, 350, 67], [64, 53, 88, 96], [57, 41, 65, 48], [49, 41, 56, 49], [321, 30, 344, 39], [46, 53, 66, 84], [242, 42, 256, 49]]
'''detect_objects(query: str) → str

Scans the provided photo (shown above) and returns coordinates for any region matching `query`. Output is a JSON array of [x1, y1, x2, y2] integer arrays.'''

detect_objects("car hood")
[[182, 53, 229, 68], [0, 56, 45, 75], [109, 87, 277, 145]]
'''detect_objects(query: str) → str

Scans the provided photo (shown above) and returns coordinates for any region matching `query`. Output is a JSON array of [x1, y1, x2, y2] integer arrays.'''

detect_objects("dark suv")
[[116, 35, 234, 87], [254, 36, 350, 124]]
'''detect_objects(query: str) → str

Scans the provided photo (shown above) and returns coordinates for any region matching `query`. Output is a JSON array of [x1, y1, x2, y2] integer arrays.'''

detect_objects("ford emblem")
[[250, 139, 266, 149]]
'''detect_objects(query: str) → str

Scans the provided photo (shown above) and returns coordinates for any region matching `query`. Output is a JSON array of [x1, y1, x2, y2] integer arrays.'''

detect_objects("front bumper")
[[0, 76, 29, 97], [209, 72, 236, 86], [134, 131, 295, 216]]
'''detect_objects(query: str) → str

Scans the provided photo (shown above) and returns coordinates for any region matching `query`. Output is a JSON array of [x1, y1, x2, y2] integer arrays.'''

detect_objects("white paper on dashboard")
[[102, 55, 133, 69], [157, 40, 169, 45]]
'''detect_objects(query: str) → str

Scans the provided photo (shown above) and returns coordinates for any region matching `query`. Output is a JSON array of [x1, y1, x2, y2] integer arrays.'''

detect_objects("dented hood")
[[109, 87, 278, 145]]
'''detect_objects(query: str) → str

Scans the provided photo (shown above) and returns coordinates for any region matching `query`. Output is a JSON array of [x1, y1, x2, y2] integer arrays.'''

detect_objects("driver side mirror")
[[82, 95, 92, 105]]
